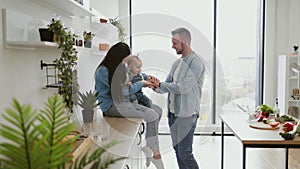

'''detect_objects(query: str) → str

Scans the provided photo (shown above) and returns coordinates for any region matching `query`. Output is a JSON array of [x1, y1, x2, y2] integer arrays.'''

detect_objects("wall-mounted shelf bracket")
[[41, 60, 62, 89]]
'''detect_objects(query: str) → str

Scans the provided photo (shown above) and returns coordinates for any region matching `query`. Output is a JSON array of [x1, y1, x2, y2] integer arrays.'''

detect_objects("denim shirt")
[[128, 73, 147, 94], [159, 51, 205, 117], [94, 65, 143, 113]]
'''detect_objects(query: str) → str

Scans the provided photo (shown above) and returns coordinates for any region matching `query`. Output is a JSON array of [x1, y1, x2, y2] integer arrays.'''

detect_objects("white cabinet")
[[125, 122, 146, 169], [278, 54, 300, 118], [77, 116, 146, 169], [86, 117, 146, 169]]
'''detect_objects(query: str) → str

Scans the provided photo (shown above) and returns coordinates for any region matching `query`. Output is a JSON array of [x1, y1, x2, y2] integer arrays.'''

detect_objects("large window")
[[217, 0, 260, 114], [131, 0, 261, 131]]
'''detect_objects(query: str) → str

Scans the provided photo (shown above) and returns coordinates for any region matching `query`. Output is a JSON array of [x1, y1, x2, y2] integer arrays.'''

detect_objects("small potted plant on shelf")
[[83, 31, 95, 48], [293, 45, 299, 55], [39, 28, 55, 42], [78, 90, 99, 123], [109, 17, 126, 42]]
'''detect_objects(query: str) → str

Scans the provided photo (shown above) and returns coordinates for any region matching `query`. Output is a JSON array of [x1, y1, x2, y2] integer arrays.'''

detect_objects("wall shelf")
[[29, 0, 96, 17], [91, 22, 117, 33], [5, 41, 89, 50], [5, 41, 57, 50], [278, 54, 300, 117], [290, 76, 300, 80], [289, 100, 300, 102]]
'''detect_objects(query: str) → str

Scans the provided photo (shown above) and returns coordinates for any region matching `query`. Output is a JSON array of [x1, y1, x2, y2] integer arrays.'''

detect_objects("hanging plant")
[[48, 18, 79, 113], [109, 17, 126, 42]]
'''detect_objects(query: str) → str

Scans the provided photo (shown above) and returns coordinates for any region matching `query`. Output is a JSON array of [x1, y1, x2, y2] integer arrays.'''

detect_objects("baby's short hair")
[[127, 55, 141, 65]]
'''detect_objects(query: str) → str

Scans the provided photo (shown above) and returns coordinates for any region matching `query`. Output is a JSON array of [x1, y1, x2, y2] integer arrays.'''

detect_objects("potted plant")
[[109, 17, 126, 42], [39, 28, 55, 42], [0, 95, 124, 169], [78, 90, 99, 123], [83, 31, 95, 48], [48, 18, 79, 113]]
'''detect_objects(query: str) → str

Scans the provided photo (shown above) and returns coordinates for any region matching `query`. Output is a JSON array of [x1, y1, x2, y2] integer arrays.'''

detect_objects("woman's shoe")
[[142, 146, 165, 169], [142, 146, 151, 167], [149, 157, 165, 169]]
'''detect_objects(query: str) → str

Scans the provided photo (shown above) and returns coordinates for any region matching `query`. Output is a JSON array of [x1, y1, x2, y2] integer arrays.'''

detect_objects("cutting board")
[[249, 122, 280, 130]]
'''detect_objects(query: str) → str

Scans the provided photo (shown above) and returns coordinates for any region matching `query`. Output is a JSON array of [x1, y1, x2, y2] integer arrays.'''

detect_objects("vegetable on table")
[[259, 104, 274, 118], [279, 115, 296, 123], [279, 122, 299, 140], [269, 121, 280, 128], [282, 122, 295, 132], [279, 132, 296, 140]]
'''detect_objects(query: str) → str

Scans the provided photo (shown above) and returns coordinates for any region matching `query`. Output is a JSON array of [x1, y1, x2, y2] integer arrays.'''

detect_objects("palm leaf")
[[0, 98, 40, 169], [35, 94, 76, 169], [0, 95, 124, 169], [70, 140, 126, 169]]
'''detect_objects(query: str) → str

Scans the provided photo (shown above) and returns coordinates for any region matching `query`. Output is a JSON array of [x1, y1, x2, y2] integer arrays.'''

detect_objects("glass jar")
[[268, 113, 276, 123]]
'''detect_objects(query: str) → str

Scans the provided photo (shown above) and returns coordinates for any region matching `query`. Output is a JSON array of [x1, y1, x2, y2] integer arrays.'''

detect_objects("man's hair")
[[127, 55, 141, 66], [171, 27, 191, 44]]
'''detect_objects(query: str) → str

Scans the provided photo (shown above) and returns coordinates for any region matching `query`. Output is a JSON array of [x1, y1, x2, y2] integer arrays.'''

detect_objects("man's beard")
[[176, 43, 185, 54]]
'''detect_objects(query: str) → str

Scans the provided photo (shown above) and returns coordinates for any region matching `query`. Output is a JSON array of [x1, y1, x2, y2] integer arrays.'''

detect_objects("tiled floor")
[[148, 135, 235, 169], [148, 135, 299, 169]]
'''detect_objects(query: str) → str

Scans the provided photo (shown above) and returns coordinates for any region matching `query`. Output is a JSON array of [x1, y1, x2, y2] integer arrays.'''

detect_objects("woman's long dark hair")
[[96, 42, 131, 103]]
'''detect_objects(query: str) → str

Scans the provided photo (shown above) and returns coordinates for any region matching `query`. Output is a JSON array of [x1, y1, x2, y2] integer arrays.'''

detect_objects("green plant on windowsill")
[[109, 17, 126, 42], [48, 18, 79, 113], [0, 95, 125, 169]]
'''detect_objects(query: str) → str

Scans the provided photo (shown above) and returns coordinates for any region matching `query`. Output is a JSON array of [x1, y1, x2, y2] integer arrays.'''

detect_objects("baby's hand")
[[147, 75, 160, 84], [141, 80, 152, 87], [142, 80, 156, 89]]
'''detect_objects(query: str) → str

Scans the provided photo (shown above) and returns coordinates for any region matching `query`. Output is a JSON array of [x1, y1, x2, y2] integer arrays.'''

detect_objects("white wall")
[[0, 0, 114, 119], [264, 0, 279, 106], [0, 0, 61, 113], [264, 0, 300, 106], [90, 0, 119, 18]]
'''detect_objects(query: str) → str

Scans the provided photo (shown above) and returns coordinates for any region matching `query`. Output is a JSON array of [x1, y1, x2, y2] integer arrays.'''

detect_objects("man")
[[154, 27, 205, 169]]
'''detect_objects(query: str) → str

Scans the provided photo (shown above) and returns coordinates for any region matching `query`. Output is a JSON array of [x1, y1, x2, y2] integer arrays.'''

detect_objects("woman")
[[94, 42, 164, 168]]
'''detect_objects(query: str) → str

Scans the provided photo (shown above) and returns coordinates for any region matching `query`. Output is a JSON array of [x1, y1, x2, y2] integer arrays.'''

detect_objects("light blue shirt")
[[159, 51, 205, 117], [95, 65, 143, 113]]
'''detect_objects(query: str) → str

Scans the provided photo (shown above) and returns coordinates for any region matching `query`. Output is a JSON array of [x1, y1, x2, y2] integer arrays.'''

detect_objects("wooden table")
[[219, 113, 300, 169]]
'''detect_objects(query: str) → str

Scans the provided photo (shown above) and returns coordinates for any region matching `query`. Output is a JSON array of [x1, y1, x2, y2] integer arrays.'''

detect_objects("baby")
[[127, 55, 153, 108]]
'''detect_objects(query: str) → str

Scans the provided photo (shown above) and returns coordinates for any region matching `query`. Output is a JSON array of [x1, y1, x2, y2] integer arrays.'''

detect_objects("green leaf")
[[0, 94, 123, 169], [70, 140, 124, 169], [48, 18, 78, 112], [0, 98, 40, 169]]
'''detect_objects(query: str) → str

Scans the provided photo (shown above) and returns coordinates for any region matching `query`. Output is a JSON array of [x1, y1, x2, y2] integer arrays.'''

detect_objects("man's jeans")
[[168, 113, 199, 169]]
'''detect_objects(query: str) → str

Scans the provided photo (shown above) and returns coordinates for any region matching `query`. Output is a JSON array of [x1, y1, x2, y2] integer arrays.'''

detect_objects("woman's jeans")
[[105, 102, 162, 151], [168, 113, 199, 169]]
